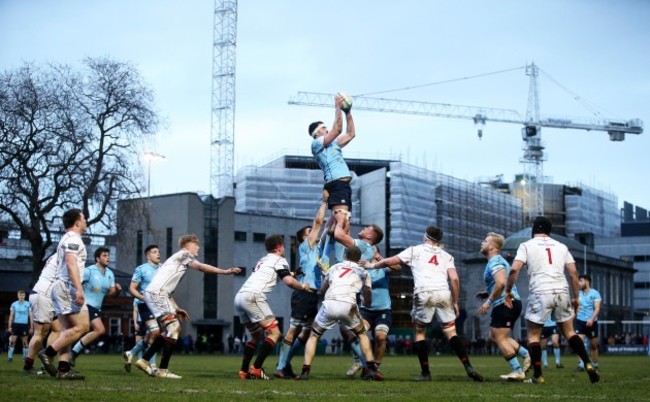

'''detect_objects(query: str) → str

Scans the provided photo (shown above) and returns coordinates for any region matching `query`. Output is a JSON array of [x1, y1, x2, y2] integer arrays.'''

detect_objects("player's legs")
[[551, 333, 563, 367], [589, 336, 599, 366], [72, 314, 105, 362], [7, 334, 17, 361], [441, 320, 483, 382], [24, 322, 51, 370], [250, 317, 281, 375]]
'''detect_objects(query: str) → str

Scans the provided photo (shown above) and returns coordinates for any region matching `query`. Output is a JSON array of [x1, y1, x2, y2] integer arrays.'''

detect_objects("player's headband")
[[311, 123, 326, 137], [425, 232, 440, 243]]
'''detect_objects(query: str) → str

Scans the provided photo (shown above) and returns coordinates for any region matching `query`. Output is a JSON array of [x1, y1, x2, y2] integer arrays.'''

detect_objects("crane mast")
[[289, 63, 643, 223]]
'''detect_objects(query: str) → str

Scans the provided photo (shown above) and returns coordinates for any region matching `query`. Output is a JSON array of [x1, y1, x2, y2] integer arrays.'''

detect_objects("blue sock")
[[72, 340, 84, 354], [541, 349, 548, 366], [8, 346, 14, 359], [507, 355, 523, 372], [350, 340, 367, 367], [149, 352, 157, 366], [130, 339, 146, 357], [22, 348, 27, 360], [276, 340, 291, 370], [553, 347, 561, 364], [286, 338, 304, 367]]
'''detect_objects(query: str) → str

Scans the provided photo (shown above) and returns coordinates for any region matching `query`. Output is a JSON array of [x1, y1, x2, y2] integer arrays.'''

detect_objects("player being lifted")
[[308, 92, 355, 271]]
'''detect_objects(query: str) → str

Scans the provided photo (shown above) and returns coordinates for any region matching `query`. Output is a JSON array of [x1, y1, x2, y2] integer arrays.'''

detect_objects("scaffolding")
[[388, 162, 524, 255], [565, 183, 620, 237]]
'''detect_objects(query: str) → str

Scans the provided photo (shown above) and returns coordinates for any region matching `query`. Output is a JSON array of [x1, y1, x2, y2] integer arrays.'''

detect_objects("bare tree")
[[0, 57, 160, 283]]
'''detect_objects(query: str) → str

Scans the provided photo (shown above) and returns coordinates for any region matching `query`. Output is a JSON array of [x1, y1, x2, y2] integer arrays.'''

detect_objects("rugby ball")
[[338, 92, 352, 112]]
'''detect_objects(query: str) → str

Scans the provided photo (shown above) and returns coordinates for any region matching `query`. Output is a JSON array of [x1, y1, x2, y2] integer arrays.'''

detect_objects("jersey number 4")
[[428, 255, 439, 265]]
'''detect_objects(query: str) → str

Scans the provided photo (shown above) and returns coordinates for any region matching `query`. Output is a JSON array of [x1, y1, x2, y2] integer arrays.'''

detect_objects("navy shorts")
[[575, 319, 599, 339], [361, 309, 392, 332], [137, 302, 156, 323], [324, 179, 352, 211], [541, 325, 558, 339], [490, 299, 522, 329], [11, 323, 29, 336], [290, 290, 319, 322], [88, 305, 102, 321]]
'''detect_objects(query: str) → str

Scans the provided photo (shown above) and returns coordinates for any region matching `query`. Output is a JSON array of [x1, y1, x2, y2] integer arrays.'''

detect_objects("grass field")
[[0, 353, 649, 401]]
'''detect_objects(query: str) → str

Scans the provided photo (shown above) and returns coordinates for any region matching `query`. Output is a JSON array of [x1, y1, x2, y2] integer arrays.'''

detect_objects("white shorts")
[[30, 292, 56, 324], [144, 291, 176, 319], [314, 299, 362, 331], [411, 290, 455, 325], [50, 279, 88, 315], [234, 291, 274, 324], [525, 292, 575, 325]]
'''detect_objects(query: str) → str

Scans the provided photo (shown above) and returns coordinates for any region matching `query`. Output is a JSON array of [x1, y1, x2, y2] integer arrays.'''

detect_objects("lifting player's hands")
[[475, 291, 489, 301], [176, 308, 190, 323], [226, 267, 242, 275], [504, 291, 514, 309], [322, 189, 329, 203], [334, 94, 343, 109]]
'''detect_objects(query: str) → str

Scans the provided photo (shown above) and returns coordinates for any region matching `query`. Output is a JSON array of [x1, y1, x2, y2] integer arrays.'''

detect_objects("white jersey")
[[397, 243, 455, 294], [514, 236, 575, 294], [324, 261, 370, 304], [32, 254, 58, 295], [146, 249, 196, 295], [237, 253, 291, 295], [55, 230, 87, 284]]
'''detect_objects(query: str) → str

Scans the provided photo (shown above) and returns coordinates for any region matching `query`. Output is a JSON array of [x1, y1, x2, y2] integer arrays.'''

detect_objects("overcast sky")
[[1, 0, 649, 209]]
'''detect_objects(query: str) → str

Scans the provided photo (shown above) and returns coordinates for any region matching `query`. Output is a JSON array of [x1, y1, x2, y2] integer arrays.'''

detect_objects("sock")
[[130, 339, 146, 357], [8, 346, 14, 359], [350, 340, 367, 367], [529, 342, 542, 378], [351, 348, 361, 364], [301, 364, 311, 374], [58, 360, 71, 373], [541, 348, 548, 366], [45, 345, 57, 358], [159, 339, 175, 369], [286, 337, 304, 368], [241, 341, 257, 372], [142, 336, 164, 361], [276, 338, 292, 370], [505, 353, 522, 372], [22, 348, 27, 360], [414, 340, 429, 374], [448, 336, 470, 367], [568, 335, 591, 366], [24, 357, 34, 370], [72, 340, 84, 355], [149, 352, 157, 367], [253, 338, 276, 369], [517, 345, 529, 358], [553, 347, 561, 364]]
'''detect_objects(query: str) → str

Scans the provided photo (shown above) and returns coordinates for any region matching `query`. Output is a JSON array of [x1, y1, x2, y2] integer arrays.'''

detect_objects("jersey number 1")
[[545, 248, 553, 264]]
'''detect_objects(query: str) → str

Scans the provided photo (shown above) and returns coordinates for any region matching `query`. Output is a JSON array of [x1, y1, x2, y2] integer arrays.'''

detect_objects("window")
[[136, 230, 143, 265], [253, 233, 266, 242], [109, 317, 121, 336], [234, 231, 247, 241], [166, 227, 173, 258]]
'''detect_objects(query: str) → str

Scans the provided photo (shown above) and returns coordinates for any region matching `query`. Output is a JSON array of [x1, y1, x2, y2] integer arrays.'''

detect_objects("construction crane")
[[288, 63, 643, 222]]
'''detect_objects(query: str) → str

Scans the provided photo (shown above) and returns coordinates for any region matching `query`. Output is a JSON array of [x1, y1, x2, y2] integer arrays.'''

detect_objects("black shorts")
[[290, 290, 319, 321], [360, 309, 392, 332], [137, 321, 147, 337], [88, 305, 102, 321], [575, 319, 599, 339], [137, 303, 156, 323], [324, 179, 352, 211], [11, 323, 29, 336], [490, 299, 522, 329], [541, 325, 558, 339]]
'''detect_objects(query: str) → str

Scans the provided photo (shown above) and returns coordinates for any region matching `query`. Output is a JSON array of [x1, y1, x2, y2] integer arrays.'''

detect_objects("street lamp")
[[143, 151, 166, 245], [144, 151, 166, 198]]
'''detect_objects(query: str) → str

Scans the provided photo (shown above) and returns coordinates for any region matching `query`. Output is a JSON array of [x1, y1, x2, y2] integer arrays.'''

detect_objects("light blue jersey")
[[362, 268, 391, 311], [577, 288, 601, 321], [10, 300, 30, 324], [298, 239, 321, 289], [83, 265, 115, 310], [334, 238, 375, 265], [131, 263, 158, 305], [483, 254, 520, 307], [311, 137, 351, 183], [544, 316, 556, 327]]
